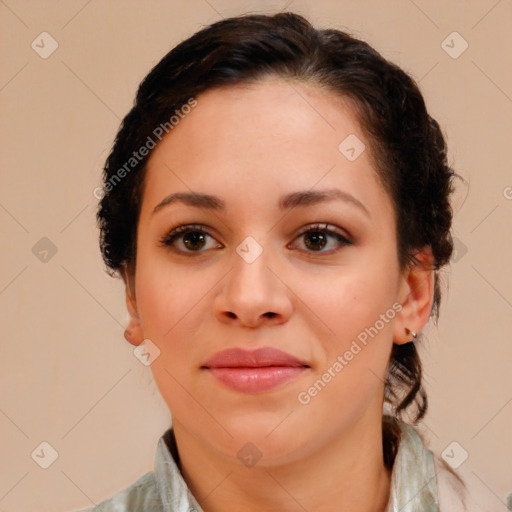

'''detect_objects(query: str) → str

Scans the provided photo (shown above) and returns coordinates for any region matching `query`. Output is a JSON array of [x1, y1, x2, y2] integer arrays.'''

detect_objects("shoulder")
[[392, 422, 494, 512], [74, 471, 163, 512]]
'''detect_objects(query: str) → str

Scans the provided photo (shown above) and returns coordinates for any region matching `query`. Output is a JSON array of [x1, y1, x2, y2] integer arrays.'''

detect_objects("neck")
[[172, 414, 393, 512]]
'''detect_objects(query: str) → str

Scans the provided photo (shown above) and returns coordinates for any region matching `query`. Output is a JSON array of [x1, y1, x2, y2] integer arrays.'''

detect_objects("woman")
[[78, 12, 479, 512]]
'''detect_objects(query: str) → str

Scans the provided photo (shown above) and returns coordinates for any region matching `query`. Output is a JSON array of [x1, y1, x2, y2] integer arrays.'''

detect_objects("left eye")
[[289, 223, 353, 253]]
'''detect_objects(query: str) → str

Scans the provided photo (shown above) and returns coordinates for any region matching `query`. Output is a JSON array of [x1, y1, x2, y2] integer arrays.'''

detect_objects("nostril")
[[265, 312, 277, 319]]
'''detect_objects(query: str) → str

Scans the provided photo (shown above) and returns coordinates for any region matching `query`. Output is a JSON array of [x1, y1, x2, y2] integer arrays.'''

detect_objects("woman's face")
[[126, 77, 417, 465]]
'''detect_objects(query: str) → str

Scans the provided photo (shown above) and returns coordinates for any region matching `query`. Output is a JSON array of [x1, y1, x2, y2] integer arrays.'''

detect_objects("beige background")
[[0, 1, 511, 511]]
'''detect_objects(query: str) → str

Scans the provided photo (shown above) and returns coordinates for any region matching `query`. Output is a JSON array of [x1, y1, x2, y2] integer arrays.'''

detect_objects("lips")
[[202, 347, 310, 394], [202, 347, 309, 368]]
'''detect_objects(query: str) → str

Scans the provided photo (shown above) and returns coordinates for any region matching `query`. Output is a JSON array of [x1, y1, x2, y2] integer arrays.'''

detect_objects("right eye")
[[158, 224, 223, 254]]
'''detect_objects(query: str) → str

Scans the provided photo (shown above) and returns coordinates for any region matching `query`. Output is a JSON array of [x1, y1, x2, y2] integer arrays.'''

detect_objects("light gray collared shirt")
[[76, 422, 446, 512]]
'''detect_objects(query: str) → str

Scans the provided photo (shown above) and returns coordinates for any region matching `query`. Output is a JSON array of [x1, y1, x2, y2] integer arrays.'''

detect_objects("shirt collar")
[[154, 428, 204, 512], [385, 422, 439, 511]]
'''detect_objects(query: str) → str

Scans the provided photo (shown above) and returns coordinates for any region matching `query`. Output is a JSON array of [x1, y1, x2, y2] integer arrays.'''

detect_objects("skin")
[[122, 77, 434, 512]]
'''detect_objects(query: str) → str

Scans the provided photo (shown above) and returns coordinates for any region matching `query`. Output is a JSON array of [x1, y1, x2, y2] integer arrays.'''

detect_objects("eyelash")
[[158, 223, 353, 256]]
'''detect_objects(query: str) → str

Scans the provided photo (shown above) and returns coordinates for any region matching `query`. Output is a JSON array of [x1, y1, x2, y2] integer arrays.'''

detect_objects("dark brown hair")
[[97, 12, 455, 467]]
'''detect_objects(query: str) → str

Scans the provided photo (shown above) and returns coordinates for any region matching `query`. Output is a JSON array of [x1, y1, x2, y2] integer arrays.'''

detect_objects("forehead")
[[140, 77, 388, 220], [157, 77, 363, 157]]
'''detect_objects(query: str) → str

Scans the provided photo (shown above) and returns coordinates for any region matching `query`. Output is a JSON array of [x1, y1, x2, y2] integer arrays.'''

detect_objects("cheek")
[[135, 247, 207, 337], [134, 254, 219, 384], [292, 262, 399, 342], [292, 276, 396, 432], [290, 264, 398, 405], [135, 265, 207, 414]]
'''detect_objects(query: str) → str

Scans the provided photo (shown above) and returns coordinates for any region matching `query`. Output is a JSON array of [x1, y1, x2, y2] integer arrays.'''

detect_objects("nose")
[[213, 241, 293, 329]]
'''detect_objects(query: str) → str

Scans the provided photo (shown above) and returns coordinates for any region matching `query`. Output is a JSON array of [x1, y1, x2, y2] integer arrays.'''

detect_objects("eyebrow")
[[152, 188, 370, 217]]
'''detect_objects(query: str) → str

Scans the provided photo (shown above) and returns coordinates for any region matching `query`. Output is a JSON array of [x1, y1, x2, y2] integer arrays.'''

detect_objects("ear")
[[121, 264, 144, 346], [393, 247, 435, 345]]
